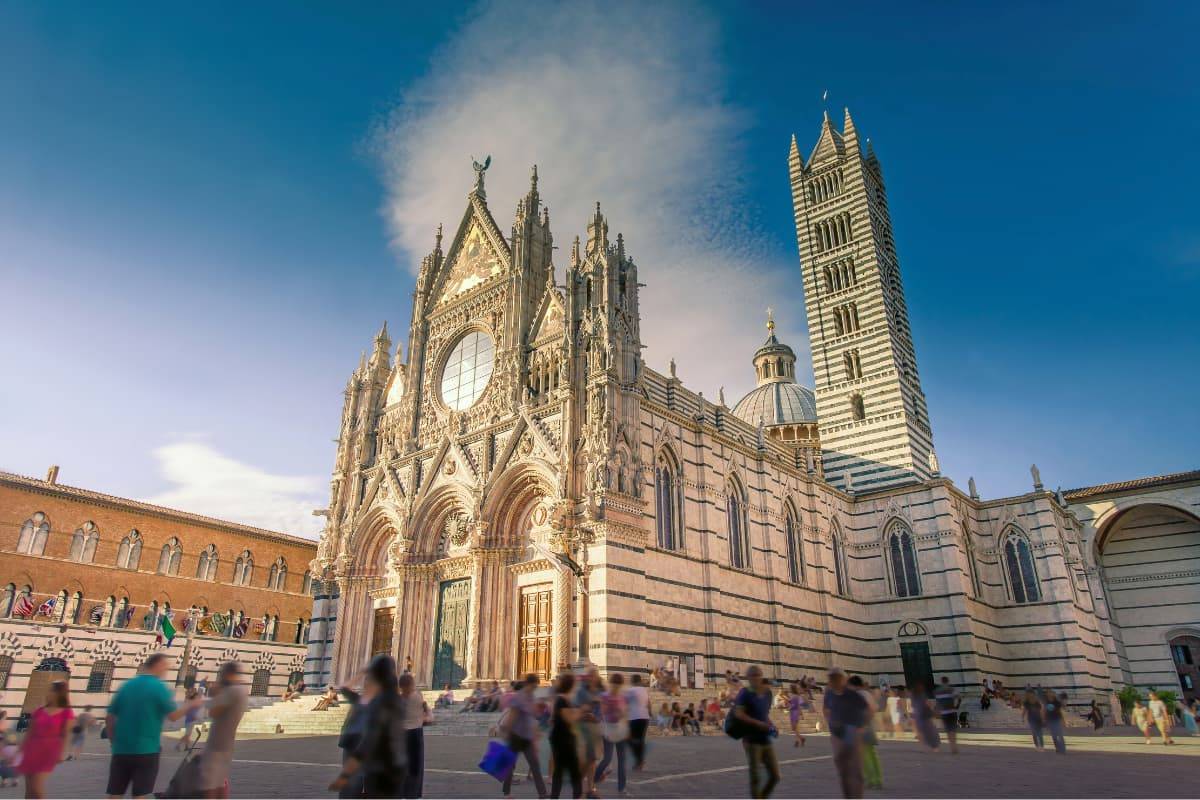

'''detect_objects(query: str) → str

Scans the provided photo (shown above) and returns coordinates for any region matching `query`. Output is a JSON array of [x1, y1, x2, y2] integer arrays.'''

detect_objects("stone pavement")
[[5, 729, 1197, 798]]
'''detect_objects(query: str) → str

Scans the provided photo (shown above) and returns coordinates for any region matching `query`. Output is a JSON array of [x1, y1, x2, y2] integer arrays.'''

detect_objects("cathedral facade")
[[307, 112, 1200, 706]]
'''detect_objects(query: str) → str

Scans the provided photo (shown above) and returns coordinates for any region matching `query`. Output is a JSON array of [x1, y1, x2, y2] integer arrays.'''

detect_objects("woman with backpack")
[[594, 673, 630, 796]]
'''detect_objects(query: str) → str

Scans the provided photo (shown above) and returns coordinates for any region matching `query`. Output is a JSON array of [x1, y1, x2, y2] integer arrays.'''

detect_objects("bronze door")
[[371, 607, 395, 658], [432, 579, 470, 688], [517, 584, 553, 681]]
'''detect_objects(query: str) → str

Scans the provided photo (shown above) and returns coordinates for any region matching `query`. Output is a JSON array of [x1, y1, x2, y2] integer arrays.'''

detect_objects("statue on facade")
[[471, 154, 491, 195]]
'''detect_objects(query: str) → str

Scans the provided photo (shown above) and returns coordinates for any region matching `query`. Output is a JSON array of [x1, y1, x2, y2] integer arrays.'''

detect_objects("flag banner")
[[233, 620, 248, 638], [205, 612, 229, 635], [160, 614, 177, 646], [181, 617, 194, 633], [12, 595, 35, 618], [36, 597, 57, 617], [124, 606, 137, 624], [88, 605, 105, 624], [251, 619, 265, 632]]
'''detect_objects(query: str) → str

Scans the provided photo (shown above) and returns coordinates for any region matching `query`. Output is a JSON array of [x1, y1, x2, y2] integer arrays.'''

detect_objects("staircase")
[[234, 692, 502, 738]]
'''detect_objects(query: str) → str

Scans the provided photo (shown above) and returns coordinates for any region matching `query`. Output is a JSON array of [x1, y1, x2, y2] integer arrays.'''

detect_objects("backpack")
[[723, 705, 745, 739]]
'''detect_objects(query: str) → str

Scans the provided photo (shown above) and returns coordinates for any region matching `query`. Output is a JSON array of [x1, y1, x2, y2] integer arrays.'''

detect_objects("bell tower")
[[789, 109, 935, 491]]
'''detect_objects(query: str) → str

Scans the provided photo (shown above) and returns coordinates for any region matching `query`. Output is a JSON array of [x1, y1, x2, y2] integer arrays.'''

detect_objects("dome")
[[732, 381, 818, 427]]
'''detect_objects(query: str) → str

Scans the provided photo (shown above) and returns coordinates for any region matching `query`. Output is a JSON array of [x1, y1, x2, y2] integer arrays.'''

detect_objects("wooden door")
[[371, 607, 395, 658], [517, 584, 553, 681], [432, 579, 470, 688]]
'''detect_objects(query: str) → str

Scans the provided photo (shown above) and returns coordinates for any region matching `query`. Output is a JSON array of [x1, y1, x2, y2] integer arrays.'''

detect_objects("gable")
[[437, 220, 505, 305], [529, 286, 566, 344]]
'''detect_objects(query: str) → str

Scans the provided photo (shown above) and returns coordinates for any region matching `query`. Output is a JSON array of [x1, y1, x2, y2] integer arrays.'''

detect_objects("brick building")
[[0, 468, 316, 645]]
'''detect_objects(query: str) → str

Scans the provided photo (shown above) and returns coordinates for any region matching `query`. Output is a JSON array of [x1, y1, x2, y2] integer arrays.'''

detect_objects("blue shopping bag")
[[478, 739, 518, 782]]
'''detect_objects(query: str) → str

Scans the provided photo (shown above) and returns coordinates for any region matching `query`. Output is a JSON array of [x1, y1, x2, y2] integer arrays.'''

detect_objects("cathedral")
[[306, 110, 1200, 706]]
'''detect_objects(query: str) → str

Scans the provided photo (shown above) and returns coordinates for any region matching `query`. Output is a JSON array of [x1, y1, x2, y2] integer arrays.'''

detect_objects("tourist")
[[500, 673, 548, 800], [574, 668, 603, 797], [909, 684, 939, 751], [18, 679, 73, 799], [1132, 700, 1153, 744], [655, 702, 672, 734], [706, 696, 723, 732], [885, 688, 904, 738], [106, 652, 202, 799], [847, 676, 881, 791], [1021, 688, 1044, 750], [337, 677, 372, 798], [397, 673, 430, 798], [404, 656, 413, 676], [595, 672, 630, 796], [0, 736, 18, 788], [787, 683, 806, 747], [329, 655, 408, 798], [1180, 699, 1199, 736], [435, 684, 455, 710], [197, 661, 248, 799], [314, 684, 342, 712], [933, 676, 960, 754], [177, 688, 203, 750], [461, 686, 484, 713], [1085, 698, 1104, 730], [69, 704, 95, 760], [550, 672, 583, 799], [732, 665, 779, 800], [823, 668, 867, 799], [623, 674, 650, 771], [282, 677, 306, 702], [682, 702, 701, 735], [1147, 691, 1174, 745], [1040, 689, 1067, 754]]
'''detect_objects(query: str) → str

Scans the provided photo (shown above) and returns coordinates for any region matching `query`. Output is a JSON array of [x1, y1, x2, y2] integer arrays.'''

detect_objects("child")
[[0, 737, 19, 787]]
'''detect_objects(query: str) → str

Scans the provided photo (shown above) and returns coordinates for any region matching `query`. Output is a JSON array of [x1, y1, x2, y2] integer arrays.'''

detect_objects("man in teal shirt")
[[106, 653, 201, 798]]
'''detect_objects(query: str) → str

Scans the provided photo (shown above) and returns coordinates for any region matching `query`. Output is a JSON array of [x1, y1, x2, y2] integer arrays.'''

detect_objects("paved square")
[[4, 730, 1197, 798]]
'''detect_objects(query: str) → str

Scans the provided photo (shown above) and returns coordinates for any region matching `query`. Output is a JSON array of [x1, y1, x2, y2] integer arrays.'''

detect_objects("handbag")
[[478, 740, 517, 783], [723, 707, 745, 740]]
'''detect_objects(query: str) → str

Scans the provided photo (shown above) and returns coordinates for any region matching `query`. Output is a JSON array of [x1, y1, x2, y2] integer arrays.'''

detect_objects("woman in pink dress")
[[17, 680, 74, 799]]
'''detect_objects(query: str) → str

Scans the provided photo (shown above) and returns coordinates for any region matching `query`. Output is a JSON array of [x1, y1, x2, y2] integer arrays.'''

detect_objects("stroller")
[[156, 728, 207, 799]]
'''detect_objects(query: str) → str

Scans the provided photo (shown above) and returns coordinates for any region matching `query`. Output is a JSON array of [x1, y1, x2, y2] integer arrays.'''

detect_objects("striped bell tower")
[[788, 109, 936, 492]]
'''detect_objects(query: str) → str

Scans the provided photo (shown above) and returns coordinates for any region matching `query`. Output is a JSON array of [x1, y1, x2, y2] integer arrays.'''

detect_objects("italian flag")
[[159, 615, 177, 646]]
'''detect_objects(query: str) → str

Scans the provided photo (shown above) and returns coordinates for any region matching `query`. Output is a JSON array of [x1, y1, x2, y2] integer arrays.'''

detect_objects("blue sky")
[[2, 1, 1197, 535]]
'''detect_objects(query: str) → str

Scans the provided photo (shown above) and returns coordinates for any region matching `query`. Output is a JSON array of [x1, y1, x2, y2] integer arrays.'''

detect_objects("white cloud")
[[148, 441, 325, 538], [374, 0, 807, 401]]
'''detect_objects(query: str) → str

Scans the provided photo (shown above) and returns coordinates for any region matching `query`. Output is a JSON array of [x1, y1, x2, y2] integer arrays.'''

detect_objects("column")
[[463, 553, 485, 686]]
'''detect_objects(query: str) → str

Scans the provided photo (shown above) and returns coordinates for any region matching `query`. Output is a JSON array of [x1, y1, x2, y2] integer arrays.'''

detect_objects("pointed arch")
[[158, 537, 183, 576], [116, 530, 142, 570], [1002, 526, 1041, 603], [17, 513, 50, 555], [654, 445, 684, 551], [726, 475, 750, 570], [886, 519, 921, 598], [234, 550, 254, 586], [783, 499, 805, 584], [197, 545, 218, 581], [830, 520, 849, 596]]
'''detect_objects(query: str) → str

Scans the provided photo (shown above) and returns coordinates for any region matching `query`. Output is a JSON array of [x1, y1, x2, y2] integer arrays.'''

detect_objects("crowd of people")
[[2, 648, 1199, 799]]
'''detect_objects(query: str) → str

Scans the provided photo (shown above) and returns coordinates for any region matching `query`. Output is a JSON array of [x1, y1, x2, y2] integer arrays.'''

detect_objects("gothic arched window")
[[116, 530, 142, 570], [17, 513, 50, 555], [1003, 529, 1041, 603], [831, 530, 848, 596], [850, 394, 866, 421], [268, 558, 287, 591], [158, 538, 183, 575], [197, 545, 219, 581], [234, 551, 253, 586], [727, 479, 750, 570], [301, 570, 312, 595], [962, 524, 982, 598], [888, 521, 921, 598], [655, 450, 683, 550], [70, 522, 100, 563], [66, 591, 83, 624], [784, 504, 804, 583]]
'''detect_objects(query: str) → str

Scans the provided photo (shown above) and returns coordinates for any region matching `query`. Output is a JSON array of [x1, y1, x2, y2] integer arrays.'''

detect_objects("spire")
[[810, 109, 845, 165], [842, 107, 858, 148], [586, 202, 608, 254], [766, 307, 776, 336], [788, 133, 804, 171]]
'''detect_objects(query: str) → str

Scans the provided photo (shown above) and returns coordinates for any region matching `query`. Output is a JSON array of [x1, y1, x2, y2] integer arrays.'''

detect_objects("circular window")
[[440, 331, 495, 410]]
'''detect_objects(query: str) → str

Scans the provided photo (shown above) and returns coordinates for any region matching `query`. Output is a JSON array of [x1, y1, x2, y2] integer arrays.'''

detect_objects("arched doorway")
[[1096, 504, 1200, 691], [896, 621, 933, 693]]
